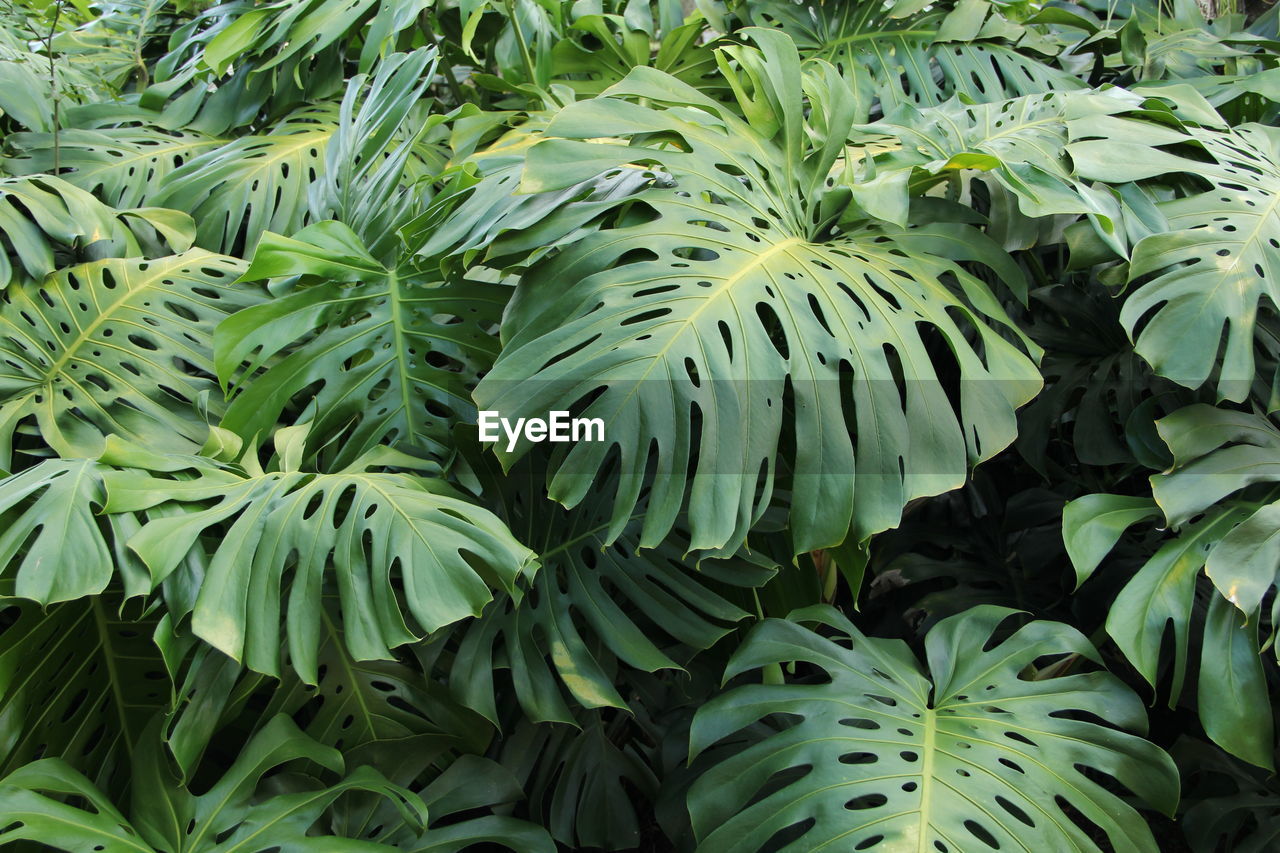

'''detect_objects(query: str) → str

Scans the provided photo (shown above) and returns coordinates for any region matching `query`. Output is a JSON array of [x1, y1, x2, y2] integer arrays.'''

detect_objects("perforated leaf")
[[449, 457, 775, 724], [6, 125, 224, 210], [742, 0, 1083, 111], [100, 432, 537, 681], [200, 0, 430, 75], [688, 605, 1179, 853], [153, 106, 336, 253], [1069, 120, 1280, 399], [216, 222, 504, 465], [0, 174, 193, 282], [263, 602, 490, 755], [0, 459, 133, 602], [0, 594, 167, 790], [1064, 404, 1280, 770], [0, 714, 428, 852], [0, 251, 255, 466], [477, 34, 1041, 558]]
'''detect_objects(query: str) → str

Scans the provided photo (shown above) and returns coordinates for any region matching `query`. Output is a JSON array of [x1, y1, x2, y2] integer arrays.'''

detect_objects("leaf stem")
[[46, 0, 63, 174], [503, 0, 537, 89]]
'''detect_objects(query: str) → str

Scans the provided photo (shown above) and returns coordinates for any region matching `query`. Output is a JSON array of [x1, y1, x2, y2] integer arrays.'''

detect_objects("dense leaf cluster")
[[2, 0, 1280, 850]]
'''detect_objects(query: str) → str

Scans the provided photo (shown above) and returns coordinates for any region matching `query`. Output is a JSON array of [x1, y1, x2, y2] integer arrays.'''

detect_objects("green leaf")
[[1178, 737, 1280, 853], [333, 747, 555, 852], [264, 606, 492, 755], [0, 251, 255, 467], [500, 711, 658, 850], [688, 605, 1178, 852], [741, 0, 1083, 111], [0, 460, 117, 602], [0, 714, 427, 851], [476, 36, 1041, 558], [1199, 595, 1274, 771], [1070, 406, 1280, 766], [153, 106, 337, 254], [1071, 122, 1280, 400], [0, 174, 190, 282], [0, 758, 147, 851], [216, 222, 503, 466], [101, 432, 536, 681], [1062, 493, 1161, 587], [5, 125, 225, 210], [1107, 506, 1247, 702], [449, 454, 774, 724], [199, 0, 429, 75], [0, 593, 168, 789]]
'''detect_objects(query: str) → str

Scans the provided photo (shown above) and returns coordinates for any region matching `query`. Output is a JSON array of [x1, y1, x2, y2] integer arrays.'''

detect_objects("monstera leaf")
[[263, 604, 491, 754], [216, 51, 491, 465], [0, 592, 168, 789], [688, 605, 1178, 853], [216, 222, 504, 466], [0, 459, 152, 601], [307, 48, 446, 250], [500, 710, 658, 851], [152, 105, 338, 253], [5, 125, 224, 210], [549, 10, 721, 98], [200, 0, 432, 76], [48, 0, 173, 94], [0, 174, 195, 282], [739, 0, 1082, 112], [475, 31, 1041, 558], [1068, 118, 1280, 399], [1178, 736, 1280, 853], [329, 748, 556, 852], [0, 251, 255, 466], [448, 454, 775, 724], [99, 429, 537, 681], [1063, 404, 1280, 768], [0, 714, 427, 852]]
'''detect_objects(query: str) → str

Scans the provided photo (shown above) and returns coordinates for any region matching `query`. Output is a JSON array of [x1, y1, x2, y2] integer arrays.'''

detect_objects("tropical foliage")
[[2, 0, 1280, 849]]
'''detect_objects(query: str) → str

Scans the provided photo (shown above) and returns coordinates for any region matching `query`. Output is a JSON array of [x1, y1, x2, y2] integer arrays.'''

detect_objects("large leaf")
[[199, 0, 432, 77], [865, 89, 1148, 252], [5, 125, 225, 210], [688, 605, 1178, 852], [152, 105, 337, 254], [1147, 404, 1280, 626], [740, 0, 1083, 112], [0, 250, 254, 466], [399, 754, 556, 853], [331, 745, 556, 852], [1178, 736, 1280, 853], [476, 32, 1041, 558], [50, 0, 175, 94], [499, 710, 658, 851], [263, 604, 491, 755], [0, 714, 427, 852], [0, 458, 155, 600], [99, 430, 537, 681], [0, 174, 194, 282], [1068, 118, 1280, 399], [216, 222, 504, 466], [449, 454, 775, 724], [307, 48, 446, 251], [214, 51, 495, 466], [549, 11, 721, 98], [1062, 404, 1280, 768], [1015, 279, 1176, 473], [0, 593, 168, 789]]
